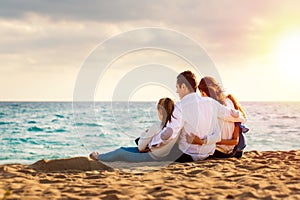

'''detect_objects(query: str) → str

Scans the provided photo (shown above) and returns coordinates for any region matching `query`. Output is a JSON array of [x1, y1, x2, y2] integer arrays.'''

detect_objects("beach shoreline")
[[1, 150, 300, 199]]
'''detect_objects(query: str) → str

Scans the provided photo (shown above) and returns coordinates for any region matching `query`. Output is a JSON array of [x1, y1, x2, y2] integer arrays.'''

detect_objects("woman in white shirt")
[[89, 97, 180, 162], [186, 76, 248, 158]]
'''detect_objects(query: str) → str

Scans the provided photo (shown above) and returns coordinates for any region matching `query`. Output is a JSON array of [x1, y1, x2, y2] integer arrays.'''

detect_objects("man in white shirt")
[[149, 71, 245, 162]]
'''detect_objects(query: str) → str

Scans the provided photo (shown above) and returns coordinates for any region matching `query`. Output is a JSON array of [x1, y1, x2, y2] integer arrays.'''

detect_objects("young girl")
[[186, 76, 248, 158], [89, 97, 180, 162]]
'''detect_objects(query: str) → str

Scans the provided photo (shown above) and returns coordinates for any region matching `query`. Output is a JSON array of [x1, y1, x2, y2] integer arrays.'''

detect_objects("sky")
[[1, 0, 300, 102]]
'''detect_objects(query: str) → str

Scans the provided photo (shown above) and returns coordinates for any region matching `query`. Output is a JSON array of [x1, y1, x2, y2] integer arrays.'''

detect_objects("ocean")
[[0, 102, 299, 164]]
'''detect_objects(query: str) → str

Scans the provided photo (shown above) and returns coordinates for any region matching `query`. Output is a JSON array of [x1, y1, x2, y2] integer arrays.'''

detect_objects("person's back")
[[197, 76, 248, 157], [216, 97, 235, 153]]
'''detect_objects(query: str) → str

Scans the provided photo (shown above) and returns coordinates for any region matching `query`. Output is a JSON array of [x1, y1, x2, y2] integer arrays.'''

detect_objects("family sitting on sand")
[[90, 70, 249, 163]]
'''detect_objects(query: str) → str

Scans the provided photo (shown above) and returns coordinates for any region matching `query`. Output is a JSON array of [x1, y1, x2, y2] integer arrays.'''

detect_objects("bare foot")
[[89, 152, 100, 161]]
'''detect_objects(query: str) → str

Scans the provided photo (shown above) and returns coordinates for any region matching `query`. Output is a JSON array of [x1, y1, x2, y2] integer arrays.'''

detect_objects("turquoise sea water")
[[0, 102, 299, 164]]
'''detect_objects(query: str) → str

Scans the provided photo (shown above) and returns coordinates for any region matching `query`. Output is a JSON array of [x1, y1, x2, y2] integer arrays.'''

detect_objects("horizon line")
[[0, 100, 300, 103]]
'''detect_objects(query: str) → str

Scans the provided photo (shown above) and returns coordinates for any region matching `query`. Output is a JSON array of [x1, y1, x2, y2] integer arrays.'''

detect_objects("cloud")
[[0, 0, 167, 22], [1, 0, 300, 100], [1, 0, 300, 70], [0, 13, 126, 72]]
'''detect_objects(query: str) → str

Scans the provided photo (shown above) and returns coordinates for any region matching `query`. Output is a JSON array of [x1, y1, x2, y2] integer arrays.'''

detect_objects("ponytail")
[[157, 98, 175, 128]]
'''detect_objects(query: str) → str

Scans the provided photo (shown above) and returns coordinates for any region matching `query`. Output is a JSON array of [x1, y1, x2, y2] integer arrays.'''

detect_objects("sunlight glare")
[[275, 31, 300, 78]]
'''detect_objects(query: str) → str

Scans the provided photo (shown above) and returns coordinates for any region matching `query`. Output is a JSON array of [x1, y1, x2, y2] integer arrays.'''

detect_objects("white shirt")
[[138, 122, 180, 160], [138, 122, 162, 152], [149, 103, 182, 147], [217, 98, 236, 153], [149, 93, 245, 161]]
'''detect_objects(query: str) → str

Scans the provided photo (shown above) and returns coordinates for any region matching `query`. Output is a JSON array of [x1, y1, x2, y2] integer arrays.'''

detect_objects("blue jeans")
[[99, 147, 155, 162]]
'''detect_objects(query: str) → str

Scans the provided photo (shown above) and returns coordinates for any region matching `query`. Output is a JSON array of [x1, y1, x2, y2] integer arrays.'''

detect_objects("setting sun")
[[275, 31, 300, 78]]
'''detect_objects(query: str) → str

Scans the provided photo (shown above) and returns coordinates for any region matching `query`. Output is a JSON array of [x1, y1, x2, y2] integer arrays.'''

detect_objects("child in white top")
[[89, 98, 180, 162]]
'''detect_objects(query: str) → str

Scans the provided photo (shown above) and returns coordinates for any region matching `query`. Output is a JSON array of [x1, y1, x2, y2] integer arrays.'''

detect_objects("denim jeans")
[[99, 147, 155, 162]]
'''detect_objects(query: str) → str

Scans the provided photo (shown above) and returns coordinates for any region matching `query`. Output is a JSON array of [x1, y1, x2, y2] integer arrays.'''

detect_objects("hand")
[[138, 148, 150, 153], [186, 133, 197, 144], [186, 134, 193, 144], [230, 109, 240, 118], [186, 133, 205, 145], [161, 127, 173, 140]]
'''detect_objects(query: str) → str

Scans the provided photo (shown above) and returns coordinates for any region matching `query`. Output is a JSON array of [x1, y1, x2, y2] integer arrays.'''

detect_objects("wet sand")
[[1, 150, 300, 199]]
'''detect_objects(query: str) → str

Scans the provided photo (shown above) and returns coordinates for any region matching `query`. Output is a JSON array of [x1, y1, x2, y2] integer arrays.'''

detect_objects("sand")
[[1, 150, 300, 200]]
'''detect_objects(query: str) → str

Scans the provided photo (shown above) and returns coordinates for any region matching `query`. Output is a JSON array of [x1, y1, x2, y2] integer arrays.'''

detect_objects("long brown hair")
[[198, 76, 226, 105], [227, 94, 247, 119], [198, 76, 247, 119], [157, 97, 175, 128]]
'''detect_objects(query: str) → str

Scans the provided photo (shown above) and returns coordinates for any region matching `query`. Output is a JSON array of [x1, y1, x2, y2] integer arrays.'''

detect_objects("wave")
[[280, 115, 297, 119], [55, 114, 65, 118], [74, 122, 103, 127], [270, 124, 288, 129], [0, 121, 14, 125], [27, 121, 37, 124], [261, 117, 270, 121], [27, 126, 44, 132], [54, 129, 67, 133], [20, 138, 40, 145], [2, 138, 22, 145], [2, 137, 39, 145], [286, 130, 299, 134], [138, 120, 156, 123], [84, 133, 107, 137]]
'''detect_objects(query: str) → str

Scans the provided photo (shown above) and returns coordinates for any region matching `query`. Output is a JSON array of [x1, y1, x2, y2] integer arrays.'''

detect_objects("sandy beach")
[[1, 150, 299, 200]]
